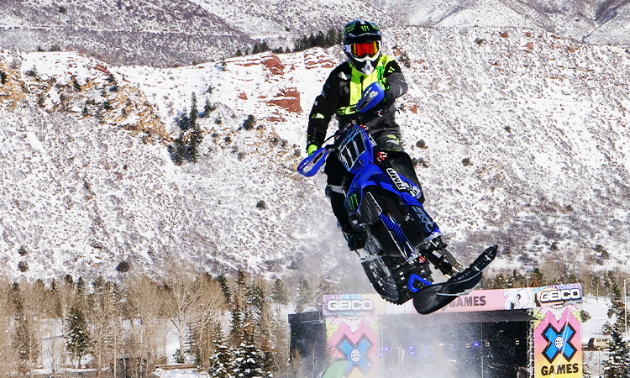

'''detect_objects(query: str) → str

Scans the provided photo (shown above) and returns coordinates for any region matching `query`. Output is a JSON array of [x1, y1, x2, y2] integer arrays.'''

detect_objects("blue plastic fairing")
[[297, 148, 328, 177]]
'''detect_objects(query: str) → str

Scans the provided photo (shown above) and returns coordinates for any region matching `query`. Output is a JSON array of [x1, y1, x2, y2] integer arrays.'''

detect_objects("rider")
[[306, 19, 424, 251]]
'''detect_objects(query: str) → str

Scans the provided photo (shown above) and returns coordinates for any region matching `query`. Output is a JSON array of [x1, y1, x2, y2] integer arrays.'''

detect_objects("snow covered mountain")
[[2, 0, 630, 69], [1, 23, 630, 283]]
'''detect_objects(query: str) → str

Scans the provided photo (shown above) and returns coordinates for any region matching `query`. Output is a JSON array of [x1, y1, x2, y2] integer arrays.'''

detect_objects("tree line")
[[235, 28, 343, 57], [0, 261, 308, 378]]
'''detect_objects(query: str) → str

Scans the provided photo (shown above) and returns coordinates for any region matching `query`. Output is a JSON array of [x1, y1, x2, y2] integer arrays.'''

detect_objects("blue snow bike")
[[298, 83, 497, 314]]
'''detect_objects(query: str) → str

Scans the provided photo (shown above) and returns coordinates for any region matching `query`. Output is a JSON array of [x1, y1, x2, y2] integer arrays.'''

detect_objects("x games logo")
[[541, 323, 577, 363]]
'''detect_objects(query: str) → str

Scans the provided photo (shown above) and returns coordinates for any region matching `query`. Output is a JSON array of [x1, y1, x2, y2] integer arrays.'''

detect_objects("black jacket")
[[306, 55, 408, 148]]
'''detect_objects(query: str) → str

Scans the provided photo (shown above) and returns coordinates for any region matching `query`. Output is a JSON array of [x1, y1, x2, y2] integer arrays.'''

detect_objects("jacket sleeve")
[[306, 70, 342, 148], [383, 60, 408, 103]]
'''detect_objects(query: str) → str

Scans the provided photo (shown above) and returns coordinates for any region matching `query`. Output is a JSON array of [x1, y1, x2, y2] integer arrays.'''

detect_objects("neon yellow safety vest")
[[337, 54, 395, 116]]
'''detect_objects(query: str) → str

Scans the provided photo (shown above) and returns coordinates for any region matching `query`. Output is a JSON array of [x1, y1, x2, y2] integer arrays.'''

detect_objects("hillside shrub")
[[201, 99, 215, 118], [17, 261, 28, 272], [243, 114, 256, 130], [115, 261, 130, 273], [25, 67, 38, 77], [399, 51, 411, 68], [0, 71, 6, 85], [73, 77, 81, 92]]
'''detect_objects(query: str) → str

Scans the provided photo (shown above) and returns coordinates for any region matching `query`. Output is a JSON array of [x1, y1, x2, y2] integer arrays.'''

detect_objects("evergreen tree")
[[202, 98, 216, 118], [270, 279, 288, 308], [168, 135, 187, 165], [230, 305, 243, 346], [76, 276, 85, 297], [235, 269, 248, 302], [65, 305, 92, 368], [603, 283, 630, 377], [216, 274, 232, 305], [186, 322, 201, 366], [188, 92, 203, 162], [234, 329, 266, 378], [243, 115, 256, 130], [209, 323, 236, 378], [246, 282, 265, 317], [169, 93, 203, 164], [259, 339, 275, 378], [190, 93, 198, 128], [10, 283, 40, 375], [294, 280, 312, 313]]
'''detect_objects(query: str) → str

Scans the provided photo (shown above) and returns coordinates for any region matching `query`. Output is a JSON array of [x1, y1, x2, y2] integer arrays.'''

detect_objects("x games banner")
[[534, 307, 583, 377], [532, 285, 584, 378]]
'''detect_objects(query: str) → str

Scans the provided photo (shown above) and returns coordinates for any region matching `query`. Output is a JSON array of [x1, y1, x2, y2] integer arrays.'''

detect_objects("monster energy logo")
[[345, 22, 378, 32], [347, 193, 360, 211]]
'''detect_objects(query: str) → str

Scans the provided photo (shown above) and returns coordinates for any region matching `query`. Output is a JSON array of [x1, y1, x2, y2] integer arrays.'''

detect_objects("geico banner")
[[323, 294, 385, 317], [321, 284, 583, 317]]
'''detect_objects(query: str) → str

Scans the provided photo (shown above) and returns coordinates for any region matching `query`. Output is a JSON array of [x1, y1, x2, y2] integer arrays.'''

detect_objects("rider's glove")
[[307, 144, 319, 156]]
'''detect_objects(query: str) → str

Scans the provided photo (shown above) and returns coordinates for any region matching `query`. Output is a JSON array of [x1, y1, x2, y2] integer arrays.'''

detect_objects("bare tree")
[[0, 279, 19, 378], [192, 274, 225, 367], [87, 278, 119, 378], [50, 277, 78, 371], [11, 281, 46, 377], [162, 260, 201, 363], [125, 274, 167, 376]]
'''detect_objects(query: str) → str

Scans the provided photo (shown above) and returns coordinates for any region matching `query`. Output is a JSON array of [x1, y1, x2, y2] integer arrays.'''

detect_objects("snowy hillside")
[[1, 25, 630, 282], [362, 0, 630, 45], [0, 0, 252, 67], [3, 0, 630, 69]]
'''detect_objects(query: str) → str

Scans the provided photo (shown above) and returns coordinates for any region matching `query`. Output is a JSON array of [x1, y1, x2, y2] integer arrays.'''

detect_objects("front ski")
[[412, 245, 498, 315]]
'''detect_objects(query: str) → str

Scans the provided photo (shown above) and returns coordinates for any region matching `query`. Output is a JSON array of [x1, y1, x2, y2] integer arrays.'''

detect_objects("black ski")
[[412, 245, 498, 315]]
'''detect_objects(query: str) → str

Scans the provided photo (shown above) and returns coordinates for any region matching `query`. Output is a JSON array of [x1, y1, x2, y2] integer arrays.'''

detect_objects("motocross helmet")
[[342, 20, 382, 75]]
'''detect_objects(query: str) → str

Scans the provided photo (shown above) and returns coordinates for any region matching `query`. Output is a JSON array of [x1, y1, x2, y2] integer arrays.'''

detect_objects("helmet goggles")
[[344, 41, 381, 62]]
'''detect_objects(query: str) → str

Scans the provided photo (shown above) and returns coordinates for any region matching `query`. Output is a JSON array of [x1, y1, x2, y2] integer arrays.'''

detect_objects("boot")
[[342, 228, 368, 251], [328, 189, 367, 250]]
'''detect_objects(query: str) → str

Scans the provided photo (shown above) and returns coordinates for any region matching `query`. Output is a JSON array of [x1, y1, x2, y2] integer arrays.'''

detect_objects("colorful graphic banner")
[[322, 316, 379, 378], [534, 307, 583, 377], [440, 283, 583, 313], [322, 284, 583, 316], [322, 294, 386, 317], [321, 286, 583, 378]]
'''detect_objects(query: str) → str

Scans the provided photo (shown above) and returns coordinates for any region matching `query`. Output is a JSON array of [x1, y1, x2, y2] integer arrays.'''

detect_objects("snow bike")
[[297, 83, 497, 314]]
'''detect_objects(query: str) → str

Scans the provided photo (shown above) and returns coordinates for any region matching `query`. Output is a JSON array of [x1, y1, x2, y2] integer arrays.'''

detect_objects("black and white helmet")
[[342, 20, 382, 75]]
